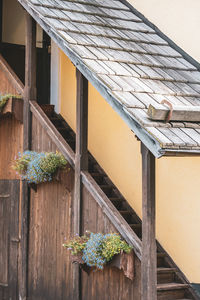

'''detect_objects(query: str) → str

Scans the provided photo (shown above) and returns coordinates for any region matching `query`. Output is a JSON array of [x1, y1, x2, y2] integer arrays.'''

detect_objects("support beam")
[[73, 69, 88, 300], [141, 143, 157, 300], [19, 13, 36, 300]]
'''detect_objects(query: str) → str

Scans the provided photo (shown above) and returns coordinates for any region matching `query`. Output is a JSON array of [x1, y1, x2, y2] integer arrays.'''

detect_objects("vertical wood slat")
[[8, 180, 20, 300], [141, 143, 157, 300], [74, 69, 88, 235], [73, 69, 88, 300], [19, 13, 37, 300]]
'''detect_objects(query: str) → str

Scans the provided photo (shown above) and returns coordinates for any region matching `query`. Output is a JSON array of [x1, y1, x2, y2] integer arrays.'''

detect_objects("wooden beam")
[[73, 69, 88, 300], [148, 103, 200, 122], [19, 13, 36, 300], [30, 101, 75, 167], [141, 143, 157, 300], [74, 69, 88, 234]]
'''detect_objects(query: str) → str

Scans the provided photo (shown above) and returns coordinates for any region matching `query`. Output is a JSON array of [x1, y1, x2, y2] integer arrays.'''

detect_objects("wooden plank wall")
[[29, 114, 141, 300], [0, 63, 20, 95], [81, 186, 141, 300], [28, 115, 74, 300], [0, 115, 23, 179], [0, 66, 17, 94], [0, 180, 20, 300]]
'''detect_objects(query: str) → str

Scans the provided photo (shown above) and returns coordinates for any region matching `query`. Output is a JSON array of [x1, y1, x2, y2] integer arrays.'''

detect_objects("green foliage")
[[63, 232, 132, 269], [102, 233, 132, 262], [39, 152, 67, 174], [0, 94, 22, 112], [63, 235, 89, 255], [13, 151, 68, 184]]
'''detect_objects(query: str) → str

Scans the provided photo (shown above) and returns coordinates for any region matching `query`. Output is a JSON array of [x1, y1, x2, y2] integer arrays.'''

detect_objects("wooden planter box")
[[0, 97, 23, 122], [28, 167, 73, 192], [70, 250, 135, 281]]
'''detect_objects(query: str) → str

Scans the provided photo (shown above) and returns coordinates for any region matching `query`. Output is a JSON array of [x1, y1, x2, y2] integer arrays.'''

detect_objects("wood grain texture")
[[81, 171, 142, 259], [81, 186, 141, 300], [148, 103, 200, 122], [28, 116, 74, 300], [30, 101, 75, 167], [0, 54, 24, 95], [141, 143, 157, 300], [1, 97, 24, 123], [73, 69, 88, 300], [0, 115, 23, 179], [0, 180, 20, 300], [19, 13, 37, 300]]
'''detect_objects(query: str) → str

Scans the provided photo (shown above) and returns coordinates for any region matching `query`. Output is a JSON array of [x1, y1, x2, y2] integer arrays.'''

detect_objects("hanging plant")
[[0, 94, 22, 112], [13, 151, 68, 184], [63, 232, 133, 272]]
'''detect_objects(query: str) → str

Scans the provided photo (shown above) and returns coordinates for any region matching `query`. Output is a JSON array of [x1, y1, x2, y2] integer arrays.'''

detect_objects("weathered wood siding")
[[28, 115, 74, 300], [81, 186, 141, 300], [28, 114, 141, 300], [0, 66, 18, 94], [0, 54, 23, 95], [0, 180, 20, 300], [0, 115, 23, 179]]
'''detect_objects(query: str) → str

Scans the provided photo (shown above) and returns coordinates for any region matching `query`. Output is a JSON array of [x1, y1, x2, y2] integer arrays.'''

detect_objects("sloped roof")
[[18, 0, 200, 157]]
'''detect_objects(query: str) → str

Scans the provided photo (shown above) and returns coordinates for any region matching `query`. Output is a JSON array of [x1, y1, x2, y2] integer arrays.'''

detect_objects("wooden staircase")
[[44, 107, 197, 300]]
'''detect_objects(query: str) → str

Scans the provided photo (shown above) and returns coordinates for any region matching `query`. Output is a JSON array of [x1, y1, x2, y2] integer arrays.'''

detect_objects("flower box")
[[0, 97, 23, 122]]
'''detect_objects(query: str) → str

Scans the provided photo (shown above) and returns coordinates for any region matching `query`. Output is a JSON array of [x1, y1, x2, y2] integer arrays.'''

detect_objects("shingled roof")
[[18, 0, 200, 157]]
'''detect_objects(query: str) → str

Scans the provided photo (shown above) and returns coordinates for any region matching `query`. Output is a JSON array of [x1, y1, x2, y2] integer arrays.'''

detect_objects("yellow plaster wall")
[[128, 0, 200, 63], [60, 52, 200, 283]]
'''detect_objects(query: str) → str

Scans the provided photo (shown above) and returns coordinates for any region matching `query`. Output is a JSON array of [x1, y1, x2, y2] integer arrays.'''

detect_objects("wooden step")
[[109, 197, 123, 209], [91, 173, 108, 184], [129, 223, 142, 238], [157, 268, 177, 274], [157, 268, 177, 284], [157, 283, 189, 291], [157, 283, 190, 300], [119, 210, 134, 223], [157, 253, 167, 268]]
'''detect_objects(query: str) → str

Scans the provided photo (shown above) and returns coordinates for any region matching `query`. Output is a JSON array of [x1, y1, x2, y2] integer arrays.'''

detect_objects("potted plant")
[[13, 150, 69, 185], [63, 232, 134, 280]]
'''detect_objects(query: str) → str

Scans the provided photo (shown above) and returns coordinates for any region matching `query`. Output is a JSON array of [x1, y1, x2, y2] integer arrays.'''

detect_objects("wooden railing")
[[82, 171, 142, 259], [30, 101, 75, 167], [29, 100, 142, 260], [0, 54, 24, 95]]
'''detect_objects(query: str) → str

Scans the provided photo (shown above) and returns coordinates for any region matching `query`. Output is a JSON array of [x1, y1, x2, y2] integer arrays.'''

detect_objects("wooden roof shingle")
[[18, 0, 200, 157]]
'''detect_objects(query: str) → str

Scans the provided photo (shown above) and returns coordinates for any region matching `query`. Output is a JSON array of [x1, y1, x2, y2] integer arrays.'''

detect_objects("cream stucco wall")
[[128, 0, 200, 63], [60, 52, 200, 283]]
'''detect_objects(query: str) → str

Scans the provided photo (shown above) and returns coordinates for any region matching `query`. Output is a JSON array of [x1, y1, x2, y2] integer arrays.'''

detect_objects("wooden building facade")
[[0, 0, 200, 300]]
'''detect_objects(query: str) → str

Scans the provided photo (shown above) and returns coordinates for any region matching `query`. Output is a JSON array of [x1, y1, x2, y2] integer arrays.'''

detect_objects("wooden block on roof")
[[148, 103, 200, 122]]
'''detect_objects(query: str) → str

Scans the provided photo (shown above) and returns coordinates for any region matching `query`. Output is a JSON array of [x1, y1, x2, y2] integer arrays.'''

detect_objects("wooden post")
[[19, 13, 36, 300], [73, 69, 88, 300], [41, 30, 50, 104], [141, 143, 157, 300]]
